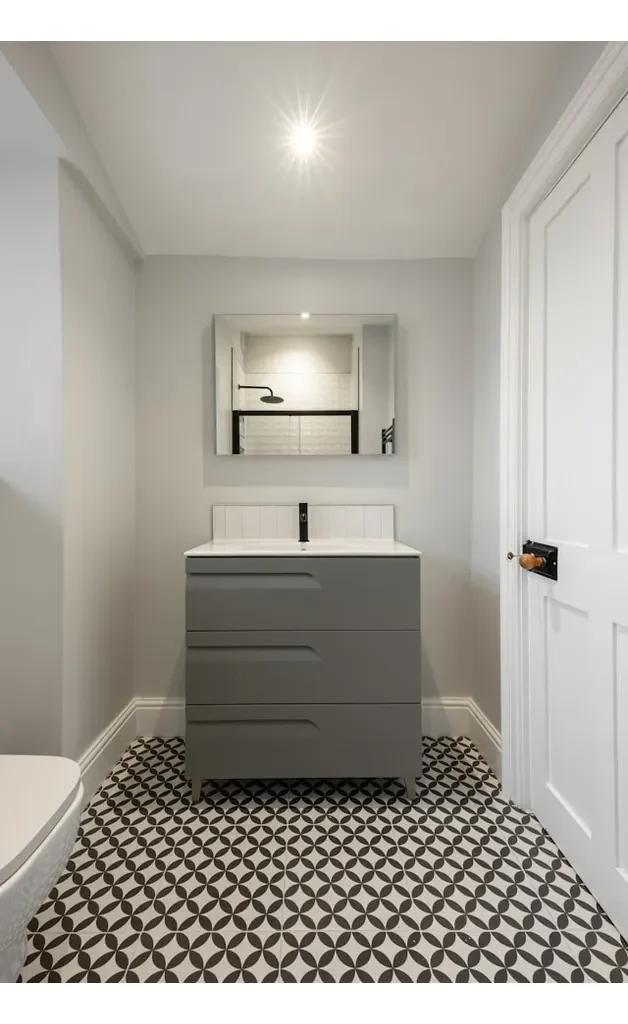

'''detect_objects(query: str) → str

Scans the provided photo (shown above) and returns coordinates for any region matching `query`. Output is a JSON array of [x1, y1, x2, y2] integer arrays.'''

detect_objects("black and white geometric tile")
[[21, 737, 628, 982]]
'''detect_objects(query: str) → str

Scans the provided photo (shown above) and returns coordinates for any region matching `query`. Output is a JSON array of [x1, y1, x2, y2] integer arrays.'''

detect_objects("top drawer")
[[186, 556, 420, 632]]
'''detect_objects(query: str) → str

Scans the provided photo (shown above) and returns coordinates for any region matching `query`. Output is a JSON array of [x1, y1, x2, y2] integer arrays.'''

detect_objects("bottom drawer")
[[185, 703, 421, 780]]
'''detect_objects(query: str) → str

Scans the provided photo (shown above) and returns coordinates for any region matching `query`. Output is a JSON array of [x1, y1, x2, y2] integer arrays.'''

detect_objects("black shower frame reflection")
[[231, 409, 359, 455]]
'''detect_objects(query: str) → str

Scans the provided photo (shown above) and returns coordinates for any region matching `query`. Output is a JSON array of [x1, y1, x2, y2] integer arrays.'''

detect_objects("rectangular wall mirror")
[[214, 313, 396, 456]]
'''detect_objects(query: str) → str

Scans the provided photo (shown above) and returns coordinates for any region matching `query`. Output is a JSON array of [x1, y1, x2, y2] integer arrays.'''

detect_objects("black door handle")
[[520, 540, 558, 580]]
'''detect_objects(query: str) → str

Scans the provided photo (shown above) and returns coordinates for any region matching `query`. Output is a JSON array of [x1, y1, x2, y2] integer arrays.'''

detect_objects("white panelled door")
[[527, 91, 628, 937]]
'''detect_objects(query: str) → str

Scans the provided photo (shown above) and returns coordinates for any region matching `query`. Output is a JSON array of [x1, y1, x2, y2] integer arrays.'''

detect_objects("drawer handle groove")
[[189, 646, 321, 663], [187, 717, 320, 736], [189, 574, 321, 590]]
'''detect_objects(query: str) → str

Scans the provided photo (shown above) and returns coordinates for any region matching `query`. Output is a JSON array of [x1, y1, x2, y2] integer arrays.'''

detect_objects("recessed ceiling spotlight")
[[300, 312, 310, 320], [278, 99, 337, 177], [290, 121, 317, 160]]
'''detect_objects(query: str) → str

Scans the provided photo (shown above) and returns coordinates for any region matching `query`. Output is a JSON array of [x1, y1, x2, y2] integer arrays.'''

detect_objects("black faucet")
[[298, 502, 309, 543]]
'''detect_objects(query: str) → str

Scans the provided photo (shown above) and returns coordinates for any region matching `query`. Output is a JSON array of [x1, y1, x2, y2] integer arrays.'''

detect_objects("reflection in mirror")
[[214, 314, 396, 456]]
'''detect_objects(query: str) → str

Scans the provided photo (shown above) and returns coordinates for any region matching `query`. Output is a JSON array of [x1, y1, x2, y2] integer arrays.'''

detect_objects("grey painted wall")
[[0, 157, 136, 759], [470, 42, 607, 731], [59, 166, 136, 761], [471, 224, 502, 729], [135, 256, 474, 706], [0, 161, 64, 755]]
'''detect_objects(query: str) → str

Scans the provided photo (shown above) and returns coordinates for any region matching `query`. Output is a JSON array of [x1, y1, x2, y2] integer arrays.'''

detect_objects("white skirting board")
[[79, 695, 501, 800], [422, 697, 501, 778], [77, 699, 137, 804], [134, 697, 186, 737], [466, 700, 502, 778]]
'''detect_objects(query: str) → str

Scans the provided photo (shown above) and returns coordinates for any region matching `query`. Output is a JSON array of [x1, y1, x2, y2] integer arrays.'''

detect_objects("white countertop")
[[185, 539, 421, 557]]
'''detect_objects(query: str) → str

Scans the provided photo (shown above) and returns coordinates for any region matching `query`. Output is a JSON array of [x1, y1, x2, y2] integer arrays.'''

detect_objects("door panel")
[[544, 177, 595, 544], [615, 130, 628, 552], [615, 624, 628, 879], [545, 598, 592, 834], [527, 92, 628, 938]]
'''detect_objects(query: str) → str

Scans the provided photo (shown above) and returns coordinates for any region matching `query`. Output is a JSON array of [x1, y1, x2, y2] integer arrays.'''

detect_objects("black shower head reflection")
[[237, 385, 284, 404]]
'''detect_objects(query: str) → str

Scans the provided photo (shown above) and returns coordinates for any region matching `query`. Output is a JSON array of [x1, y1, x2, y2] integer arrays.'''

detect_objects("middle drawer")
[[186, 630, 420, 704]]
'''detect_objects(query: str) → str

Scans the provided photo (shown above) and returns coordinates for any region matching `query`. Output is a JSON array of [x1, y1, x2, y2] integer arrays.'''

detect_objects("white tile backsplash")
[[344, 506, 365, 538], [308, 504, 330, 540], [258, 505, 279, 539], [363, 505, 383, 540], [277, 505, 299, 540], [212, 504, 395, 540], [381, 505, 395, 539], [241, 505, 260, 539], [213, 504, 226, 541], [224, 505, 243, 540], [328, 505, 347, 539]]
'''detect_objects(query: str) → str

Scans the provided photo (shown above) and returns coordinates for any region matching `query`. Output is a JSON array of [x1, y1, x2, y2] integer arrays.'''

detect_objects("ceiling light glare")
[[300, 312, 311, 320], [290, 121, 317, 159]]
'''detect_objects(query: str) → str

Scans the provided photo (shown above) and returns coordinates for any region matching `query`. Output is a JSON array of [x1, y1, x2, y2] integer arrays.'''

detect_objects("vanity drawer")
[[185, 556, 420, 631], [186, 630, 420, 704], [185, 703, 422, 780]]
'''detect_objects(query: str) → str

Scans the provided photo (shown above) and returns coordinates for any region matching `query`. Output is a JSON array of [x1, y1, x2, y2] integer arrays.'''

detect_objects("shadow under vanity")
[[184, 511, 422, 799]]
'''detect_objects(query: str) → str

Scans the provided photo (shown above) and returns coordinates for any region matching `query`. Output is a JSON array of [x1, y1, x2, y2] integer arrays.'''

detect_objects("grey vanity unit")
[[184, 541, 421, 798]]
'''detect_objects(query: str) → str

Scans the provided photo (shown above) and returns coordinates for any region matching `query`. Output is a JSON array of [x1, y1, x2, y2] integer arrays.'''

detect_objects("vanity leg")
[[404, 775, 416, 800], [190, 779, 202, 802]]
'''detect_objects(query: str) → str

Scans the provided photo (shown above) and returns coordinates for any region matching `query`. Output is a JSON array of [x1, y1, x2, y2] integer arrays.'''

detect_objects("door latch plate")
[[523, 540, 558, 581]]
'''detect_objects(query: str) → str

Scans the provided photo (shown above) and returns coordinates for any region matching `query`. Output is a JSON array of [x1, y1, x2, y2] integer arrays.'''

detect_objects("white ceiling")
[[51, 42, 573, 259]]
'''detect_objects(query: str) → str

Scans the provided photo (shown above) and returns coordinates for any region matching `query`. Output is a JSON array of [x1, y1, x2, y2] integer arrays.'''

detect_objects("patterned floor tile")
[[21, 931, 137, 982], [284, 877, 418, 931], [561, 928, 628, 982], [278, 927, 588, 982], [20, 736, 627, 982], [280, 930, 414, 982], [20, 929, 282, 982], [406, 927, 588, 982], [122, 930, 282, 982]]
